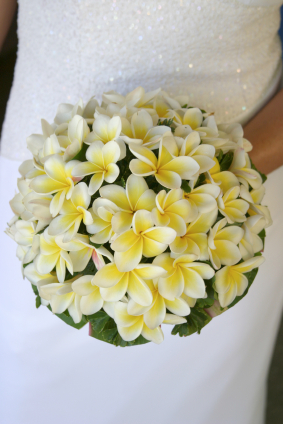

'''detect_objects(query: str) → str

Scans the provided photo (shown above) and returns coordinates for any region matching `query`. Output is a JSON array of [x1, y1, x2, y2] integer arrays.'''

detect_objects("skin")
[[0, 0, 17, 51], [0, 1, 282, 175], [244, 88, 283, 175]]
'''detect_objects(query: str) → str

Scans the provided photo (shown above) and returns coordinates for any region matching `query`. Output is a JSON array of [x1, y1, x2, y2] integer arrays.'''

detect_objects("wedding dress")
[[1, 1, 283, 423]]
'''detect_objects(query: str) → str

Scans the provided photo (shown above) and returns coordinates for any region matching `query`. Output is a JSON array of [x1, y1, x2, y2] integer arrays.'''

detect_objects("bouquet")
[[6, 87, 271, 346]]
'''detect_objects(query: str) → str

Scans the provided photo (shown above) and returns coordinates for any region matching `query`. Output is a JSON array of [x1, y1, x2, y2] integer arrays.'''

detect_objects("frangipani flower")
[[207, 157, 239, 193], [30, 155, 81, 217], [38, 134, 63, 163], [18, 159, 44, 180], [127, 279, 190, 330], [85, 115, 122, 145], [217, 186, 249, 224], [72, 140, 120, 195], [229, 148, 262, 189], [26, 116, 67, 161], [54, 97, 98, 125], [100, 175, 156, 234], [9, 178, 33, 220], [173, 117, 221, 150], [92, 262, 167, 306], [240, 185, 272, 227], [214, 256, 265, 307], [239, 215, 266, 260], [120, 110, 170, 147], [153, 96, 177, 119], [111, 210, 176, 272], [218, 123, 253, 153], [114, 300, 165, 344], [103, 86, 161, 109], [208, 218, 244, 270], [48, 182, 93, 242], [163, 132, 215, 175], [13, 220, 40, 264], [179, 132, 215, 174], [39, 275, 83, 324], [170, 209, 218, 258], [152, 189, 193, 236], [23, 191, 53, 232], [72, 275, 115, 316], [87, 198, 120, 244], [184, 183, 220, 222], [35, 230, 94, 283], [130, 141, 200, 189], [153, 253, 214, 301], [24, 262, 53, 287], [35, 229, 74, 283], [174, 107, 204, 129], [65, 236, 113, 272], [63, 115, 91, 161]]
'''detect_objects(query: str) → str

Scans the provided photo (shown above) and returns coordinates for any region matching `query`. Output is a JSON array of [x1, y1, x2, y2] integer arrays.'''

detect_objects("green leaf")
[[171, 307, 212, 337], [157, 118, 175, 133], [31, 284, 39, 296], [194, 173, 206, 188], [72, 143, 88, 162], [68, 258, 98, 280], [47, 305, 88, 329], [89, 240, 102, 249], [195, 297, 214, 308], [35, 296, 41, 309], [219, 151, 234, 171], [217, 149, 224, 163], [181, 180, 191, 193], [23, 261, 33, 269], [258, 228, 266, 249], [88, 310, 150, 347], [88, 310, 110, 333]]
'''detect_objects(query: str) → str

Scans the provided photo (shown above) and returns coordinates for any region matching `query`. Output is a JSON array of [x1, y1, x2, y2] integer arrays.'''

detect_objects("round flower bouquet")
[[6, 87, 271, 346]]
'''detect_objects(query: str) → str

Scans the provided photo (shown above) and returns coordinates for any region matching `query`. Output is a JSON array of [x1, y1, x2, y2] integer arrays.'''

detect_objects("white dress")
[[1, 1, 283, 423]]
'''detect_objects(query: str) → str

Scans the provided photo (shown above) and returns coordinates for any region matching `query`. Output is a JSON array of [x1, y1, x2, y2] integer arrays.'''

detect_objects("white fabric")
[[1, 156, 283, 424], [236, 0, 283, 6], [1, 1, 283, 423], [1, 0, 283, 161]]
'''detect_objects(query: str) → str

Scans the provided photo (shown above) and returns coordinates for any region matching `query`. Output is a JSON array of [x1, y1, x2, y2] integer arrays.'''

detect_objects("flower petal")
[[72, 275, 94, 295], [111, 229, 139, 252], [158, 268, 184, 300], [141, 323, 164, 344], [100, 185, 131, 211], [102, 139, 120, 165], [114, 238, 143, 272], [128, 271, 153, 306], [100, 273, 129, 302], [80, 288, 104, 315], [126, 175, 149, 210], [89, 173, 104, 195], [92, 263, 124, 288], [214, 240, 242, 266], [104, 163, 119, 183], [181, 267, 206, 298], [111, 211, 133, 234], [144, 293, 166, 329], [164, 297, 191, 316]]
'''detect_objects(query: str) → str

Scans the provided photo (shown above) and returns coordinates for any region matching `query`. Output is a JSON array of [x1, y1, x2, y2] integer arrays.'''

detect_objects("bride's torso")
[[1, 0, 282, 161]]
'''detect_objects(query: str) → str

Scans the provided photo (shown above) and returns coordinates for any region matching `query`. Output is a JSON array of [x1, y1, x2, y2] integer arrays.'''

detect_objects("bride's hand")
[[244, 88, 283, 175], [0, 0, 17, 51]]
